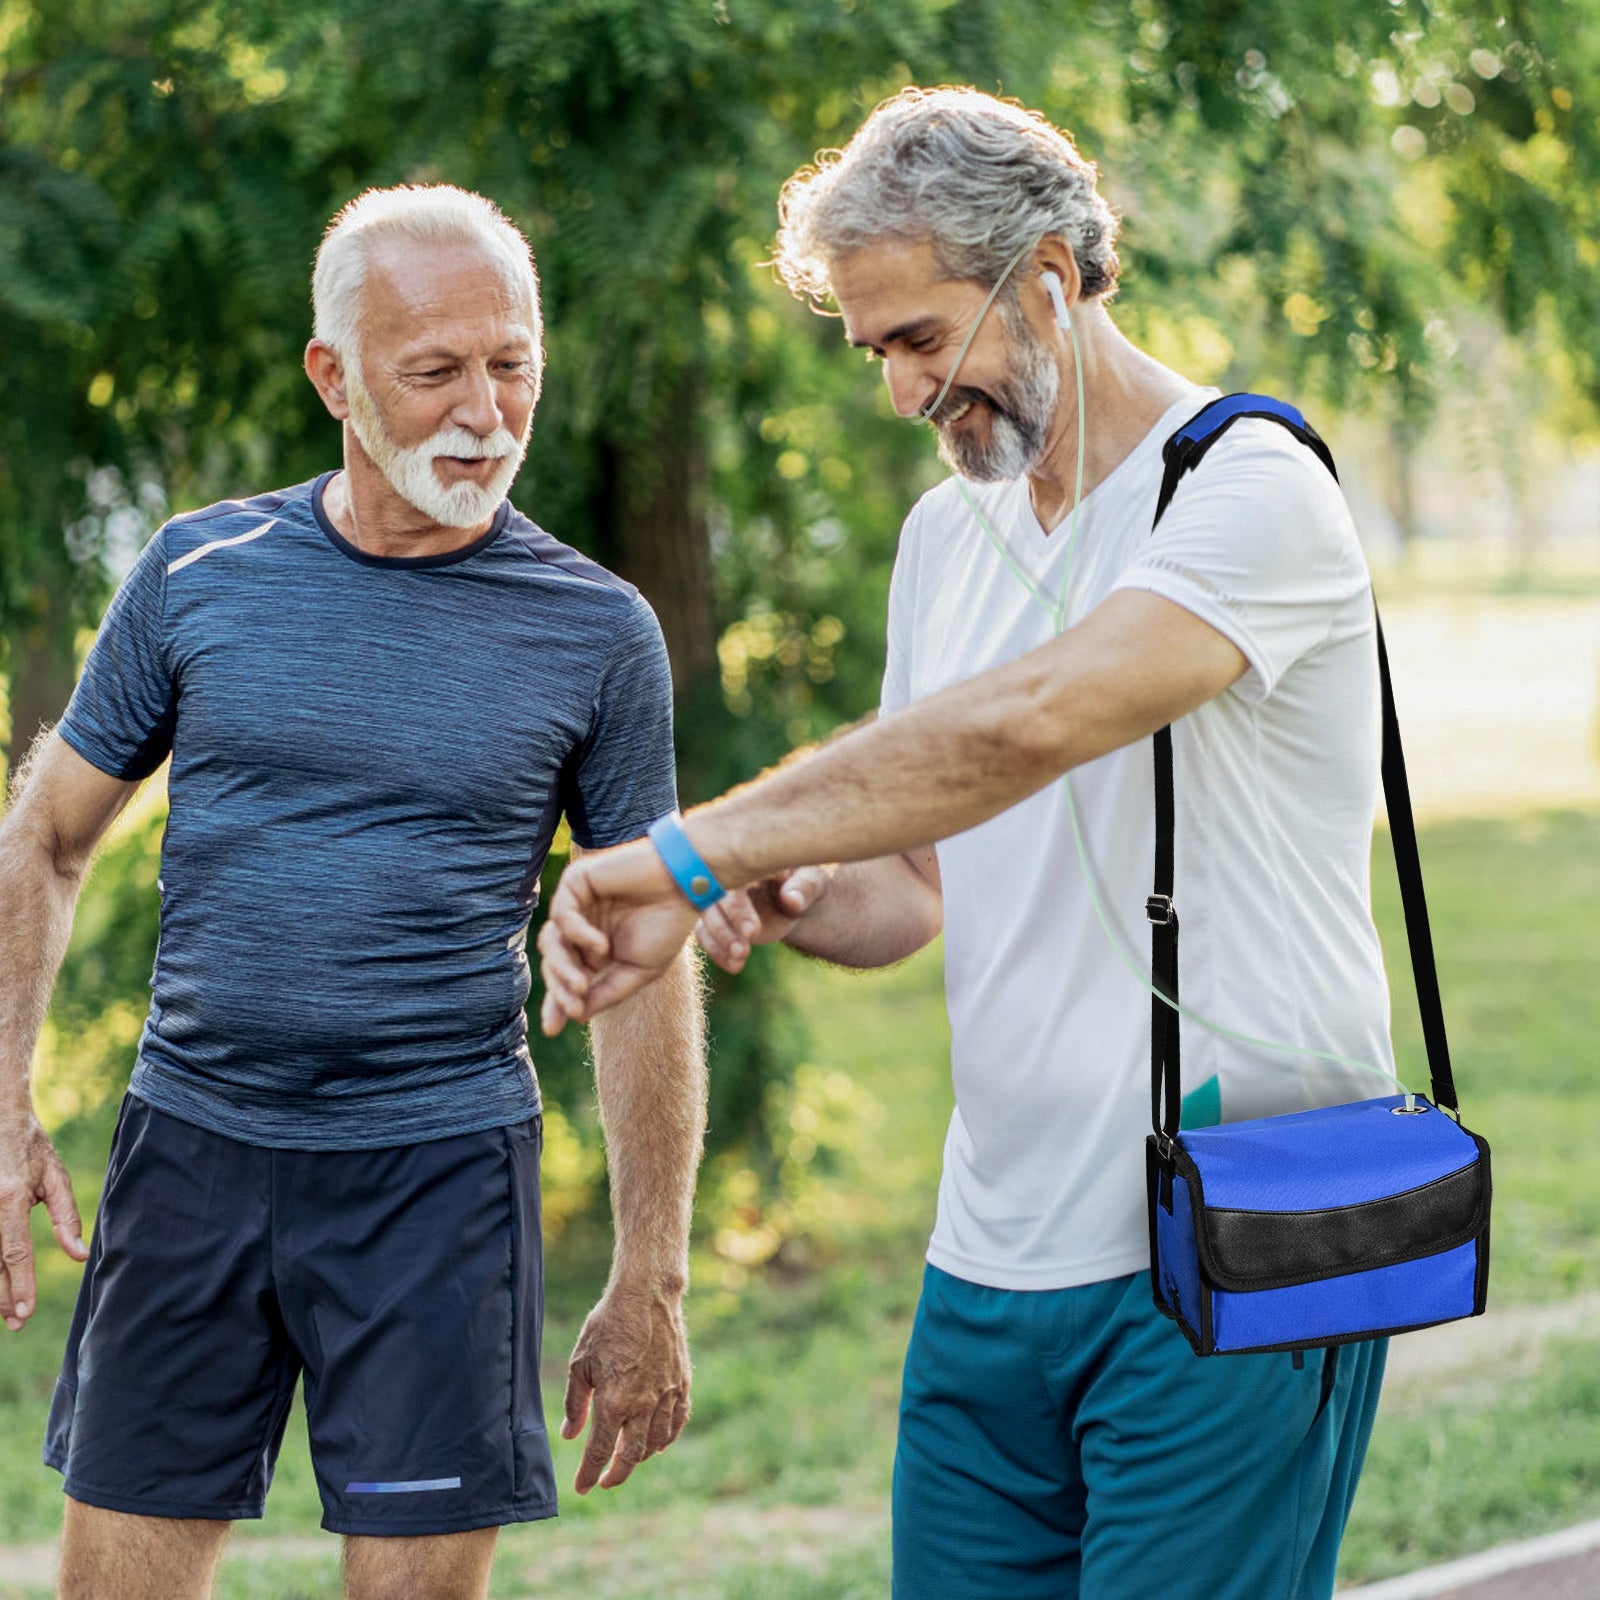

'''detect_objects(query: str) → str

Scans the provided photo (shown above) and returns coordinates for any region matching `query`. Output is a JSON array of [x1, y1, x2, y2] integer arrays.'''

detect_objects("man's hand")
[[0, 1116, 88, 1332], [561, 1280, 691, 1494], [694, 866, 834, 974], [537, 839, 699, 1034]]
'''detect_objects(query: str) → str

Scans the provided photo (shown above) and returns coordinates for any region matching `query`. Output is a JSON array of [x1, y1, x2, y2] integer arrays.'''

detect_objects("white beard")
[[345, 363, 529, 529]]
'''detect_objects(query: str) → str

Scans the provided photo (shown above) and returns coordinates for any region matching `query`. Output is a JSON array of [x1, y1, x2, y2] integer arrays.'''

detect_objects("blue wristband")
[[647, 812, 726, 910]]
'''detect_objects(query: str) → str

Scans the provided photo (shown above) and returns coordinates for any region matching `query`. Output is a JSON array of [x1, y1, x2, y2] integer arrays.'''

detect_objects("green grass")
[[1373, 810, 1600, 1303], [3, 810, 1599, 1597], [1346, 1332, 1600, 1582]]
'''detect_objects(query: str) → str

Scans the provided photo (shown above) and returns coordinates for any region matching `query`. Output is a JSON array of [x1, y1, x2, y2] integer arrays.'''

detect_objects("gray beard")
[[344, 363, 527, 529], [935, 313, 1061, 483]]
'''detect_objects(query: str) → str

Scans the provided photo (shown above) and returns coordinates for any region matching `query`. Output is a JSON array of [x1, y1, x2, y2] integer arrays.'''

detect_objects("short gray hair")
[[775, 87, 1120, 307], [311, 184, 543, 364]]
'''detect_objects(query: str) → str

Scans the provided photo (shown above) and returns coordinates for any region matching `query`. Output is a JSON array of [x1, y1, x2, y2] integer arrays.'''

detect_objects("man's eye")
[[908, 336, 939, 354]]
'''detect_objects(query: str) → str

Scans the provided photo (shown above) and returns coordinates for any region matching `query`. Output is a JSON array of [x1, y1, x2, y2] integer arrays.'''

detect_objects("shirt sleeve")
[[57, 528, 178, 780], [1111, 421, 1371, 704], [561, 590, 679, 848]]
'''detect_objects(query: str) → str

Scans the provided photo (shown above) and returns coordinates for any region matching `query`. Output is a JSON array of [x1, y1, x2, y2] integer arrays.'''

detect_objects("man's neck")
[[1025, 307, 1196, 534], [323, 449, 496, 560]]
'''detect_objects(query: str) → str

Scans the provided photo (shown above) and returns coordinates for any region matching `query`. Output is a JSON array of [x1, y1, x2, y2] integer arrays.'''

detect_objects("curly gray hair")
[[775, 87, 1120, 307]]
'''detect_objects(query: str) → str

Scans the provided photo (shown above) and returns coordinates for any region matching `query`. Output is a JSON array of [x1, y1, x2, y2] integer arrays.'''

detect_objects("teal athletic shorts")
[[893, 1263, 1386, 1600]]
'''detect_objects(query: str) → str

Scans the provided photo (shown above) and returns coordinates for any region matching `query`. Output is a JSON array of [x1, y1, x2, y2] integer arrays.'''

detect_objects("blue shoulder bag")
[[1145, 395, 1493, 1356]]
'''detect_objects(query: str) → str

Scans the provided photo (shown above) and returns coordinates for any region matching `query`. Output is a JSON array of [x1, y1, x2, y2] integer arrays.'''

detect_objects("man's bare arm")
[[560, 934, 706, 1493], [696, 849, 942, 975], [700, 590, 1244, 886], [538, 590, 1245, 1028], [0, 733, 142, 1330]]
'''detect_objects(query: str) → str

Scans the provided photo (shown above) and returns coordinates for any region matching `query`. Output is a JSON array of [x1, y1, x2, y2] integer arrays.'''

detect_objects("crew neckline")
[[311, 472, 510, 569]]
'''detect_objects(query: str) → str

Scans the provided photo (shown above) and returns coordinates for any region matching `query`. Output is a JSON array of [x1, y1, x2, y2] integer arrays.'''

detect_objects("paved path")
[[1379, 594, 1600, 821], [1339, 1518, 1600, 1598]]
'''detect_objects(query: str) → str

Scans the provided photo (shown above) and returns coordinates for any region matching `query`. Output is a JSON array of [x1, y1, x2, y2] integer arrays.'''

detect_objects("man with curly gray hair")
[[776, 86, 1121, 488], [540, 87, 1393, 1599]]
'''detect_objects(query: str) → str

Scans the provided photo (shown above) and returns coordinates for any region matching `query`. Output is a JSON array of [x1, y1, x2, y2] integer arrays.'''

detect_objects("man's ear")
[[305, 340, 352, 421], [1031, 237, 1083, 309]]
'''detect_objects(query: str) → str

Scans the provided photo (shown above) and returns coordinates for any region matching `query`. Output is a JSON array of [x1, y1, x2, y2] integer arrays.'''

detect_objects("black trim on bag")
[[1175, 1131, 1491, 1292], [1474, 1202, 1493, 1308], [1198, 1143, 1491, 1290]]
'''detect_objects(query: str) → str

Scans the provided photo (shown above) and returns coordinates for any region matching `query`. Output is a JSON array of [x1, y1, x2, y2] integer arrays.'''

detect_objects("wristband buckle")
[[647, 812, 726, 911]]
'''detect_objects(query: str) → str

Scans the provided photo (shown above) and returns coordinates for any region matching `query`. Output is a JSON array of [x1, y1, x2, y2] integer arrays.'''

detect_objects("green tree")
[[0, 0, 1019, 1165], [5, 0, 1596, 1189]]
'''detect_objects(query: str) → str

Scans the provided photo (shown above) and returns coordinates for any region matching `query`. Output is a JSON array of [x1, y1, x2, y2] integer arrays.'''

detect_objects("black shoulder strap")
[[1148, 393, 1458, 1152]]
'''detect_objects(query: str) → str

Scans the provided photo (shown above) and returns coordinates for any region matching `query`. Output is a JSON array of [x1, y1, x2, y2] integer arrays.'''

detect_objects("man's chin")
[[938, 413, 1045, 484], [390, 462, 520, 529], [939, 438, 1026, 484], [398, 490, 496, 528]]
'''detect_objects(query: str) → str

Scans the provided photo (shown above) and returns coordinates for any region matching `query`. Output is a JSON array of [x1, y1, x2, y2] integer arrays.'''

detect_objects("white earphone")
[[1040, 269, 1072, 331]]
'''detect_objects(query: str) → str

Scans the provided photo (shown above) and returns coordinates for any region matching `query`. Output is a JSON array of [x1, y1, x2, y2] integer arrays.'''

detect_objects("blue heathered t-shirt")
[[58, 474, 678, 1150]]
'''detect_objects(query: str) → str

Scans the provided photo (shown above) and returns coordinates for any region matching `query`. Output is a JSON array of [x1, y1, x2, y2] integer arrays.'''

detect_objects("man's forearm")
[[587, 943, 707, 1292], [559, 941, 705, 1492], [782, 854, 941, 970], [534, 592, 1245, 1035], [0, 735, 136, 1125], [0, 737, 131, 1326], [687, 589, 1245, 888], [0, 818, 88, 1127]]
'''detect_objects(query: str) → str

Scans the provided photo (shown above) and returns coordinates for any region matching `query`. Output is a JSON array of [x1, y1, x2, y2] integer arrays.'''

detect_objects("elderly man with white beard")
[[0, 184, 705, 1600]]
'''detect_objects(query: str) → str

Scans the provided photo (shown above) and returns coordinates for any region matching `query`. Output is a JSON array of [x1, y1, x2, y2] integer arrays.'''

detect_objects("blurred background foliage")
[[3, 0, 1597, 1234]]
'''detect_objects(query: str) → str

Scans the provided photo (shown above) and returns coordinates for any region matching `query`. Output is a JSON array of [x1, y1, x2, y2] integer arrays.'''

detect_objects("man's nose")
[[884, 356, 940, 421], [453, 365, 502, 435]]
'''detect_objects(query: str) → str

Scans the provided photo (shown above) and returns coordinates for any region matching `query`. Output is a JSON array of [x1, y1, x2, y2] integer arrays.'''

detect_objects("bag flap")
[[1177, 1126, 1491, 1293], [1175, 1095, 1479, 1209]]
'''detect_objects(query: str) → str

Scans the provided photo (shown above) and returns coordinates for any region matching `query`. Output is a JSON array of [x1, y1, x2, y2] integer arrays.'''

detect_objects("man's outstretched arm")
[[539, 588, 1246, 1030], [0, 733, 141, 1331], [560, 933, 706, 1494]]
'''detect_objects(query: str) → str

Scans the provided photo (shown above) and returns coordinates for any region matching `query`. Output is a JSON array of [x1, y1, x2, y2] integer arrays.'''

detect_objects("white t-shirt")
[[880, 394, 1396, 1291]]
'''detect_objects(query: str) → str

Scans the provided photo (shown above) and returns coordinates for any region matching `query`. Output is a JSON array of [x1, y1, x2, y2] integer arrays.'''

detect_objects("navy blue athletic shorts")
[[44, 1095, 557, 1535]]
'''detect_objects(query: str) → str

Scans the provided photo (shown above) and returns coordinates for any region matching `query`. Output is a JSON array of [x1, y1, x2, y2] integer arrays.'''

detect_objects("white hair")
[[311, 184, 544, 368], [776, 86, 1120, 308]]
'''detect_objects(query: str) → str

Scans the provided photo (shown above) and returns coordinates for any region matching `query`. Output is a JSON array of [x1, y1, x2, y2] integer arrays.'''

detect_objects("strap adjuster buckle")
[[1146, 894, 1176, 925]]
